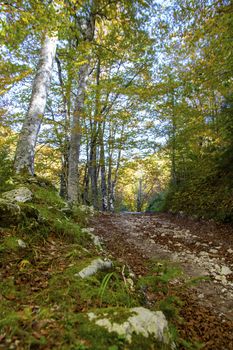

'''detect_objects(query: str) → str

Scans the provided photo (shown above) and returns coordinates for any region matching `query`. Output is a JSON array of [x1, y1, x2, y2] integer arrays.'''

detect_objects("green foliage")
[[147, 191, 167, 212], [158, 296, 183, 321], [98, 272, 116, 303], [0, 145, 14, 192], [116, 154, 170, 212], [0, 236, 20, 253]]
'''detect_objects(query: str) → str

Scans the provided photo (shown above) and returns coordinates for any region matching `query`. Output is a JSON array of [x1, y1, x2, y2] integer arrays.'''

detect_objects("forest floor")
[[91, 212, 233, 350]]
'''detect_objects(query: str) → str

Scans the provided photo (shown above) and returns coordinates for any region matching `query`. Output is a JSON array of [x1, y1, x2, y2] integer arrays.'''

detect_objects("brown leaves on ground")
[[92, 212, 233, 350]]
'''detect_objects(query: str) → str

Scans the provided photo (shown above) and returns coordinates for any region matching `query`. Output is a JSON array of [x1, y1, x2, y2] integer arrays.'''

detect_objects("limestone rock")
[[17, 239, 27, 248], [220, 266, 232, 276], [0, 199, 21, 226], [209, 249, 218, 254], [2, 187, 32, 203], [76, 258, 113, 278], [88, 307, 174, 347]]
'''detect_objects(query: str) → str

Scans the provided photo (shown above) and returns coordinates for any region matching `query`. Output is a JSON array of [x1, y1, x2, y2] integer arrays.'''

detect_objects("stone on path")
[[76, 258, 113, 278]]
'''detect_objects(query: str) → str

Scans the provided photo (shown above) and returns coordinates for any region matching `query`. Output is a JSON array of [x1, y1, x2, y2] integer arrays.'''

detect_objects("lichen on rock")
[[88, 307, 174, 347], [2, 187, 33, 203]]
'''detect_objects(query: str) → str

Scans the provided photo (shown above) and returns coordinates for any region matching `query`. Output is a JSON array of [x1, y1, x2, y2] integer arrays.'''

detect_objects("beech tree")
[[14, 34, 58, 174]]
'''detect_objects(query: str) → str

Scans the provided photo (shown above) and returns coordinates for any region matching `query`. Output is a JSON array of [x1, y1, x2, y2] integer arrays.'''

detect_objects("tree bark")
[[67, 0, 96, 203], [56, 55, 71, 198], [171, 94, 177, 185], [67, 62, 90, 203], [89, 59, 101, 209], [99, 122, 108, 211], [109, 125, 124, 211], [14, 35, 57, 175]]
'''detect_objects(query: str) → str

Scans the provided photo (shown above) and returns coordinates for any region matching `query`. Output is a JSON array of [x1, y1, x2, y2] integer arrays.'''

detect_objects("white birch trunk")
[[14, 35, 57, 175]]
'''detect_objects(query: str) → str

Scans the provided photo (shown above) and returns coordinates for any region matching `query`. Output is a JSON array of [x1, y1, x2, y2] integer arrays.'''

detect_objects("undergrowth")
[[0, 178, 205, 349]]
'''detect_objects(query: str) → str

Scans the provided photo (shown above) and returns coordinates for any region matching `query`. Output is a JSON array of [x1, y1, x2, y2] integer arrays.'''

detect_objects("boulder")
[[2, 187, 32, 203], [0, 198, 21, 226], [88, 307, 174, 348]]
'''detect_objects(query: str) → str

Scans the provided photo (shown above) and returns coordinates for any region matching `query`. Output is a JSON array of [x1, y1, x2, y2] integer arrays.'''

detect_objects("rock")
[[81, 228, 102, 250], [126, 278, 135, 290], [227, 248, 233, 254], [0, 198, 21, 226], [17, 239, 27, 248], [2, 187, 32, 203], [76, 258, 113, 278], [215, 275, 227, 284], [209, 249, 218, 254], [88, 307, 174, 347], [220, 266, 232, 276], [199, 251, 208, 256]]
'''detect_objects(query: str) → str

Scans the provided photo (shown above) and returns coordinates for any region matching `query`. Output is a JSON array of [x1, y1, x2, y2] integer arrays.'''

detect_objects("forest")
[[0, 1, 233, 350], [0, 0, 232, 219]]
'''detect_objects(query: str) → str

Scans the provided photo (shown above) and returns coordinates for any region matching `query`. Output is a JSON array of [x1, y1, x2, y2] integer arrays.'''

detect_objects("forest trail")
[[91, 213, 233, 349]]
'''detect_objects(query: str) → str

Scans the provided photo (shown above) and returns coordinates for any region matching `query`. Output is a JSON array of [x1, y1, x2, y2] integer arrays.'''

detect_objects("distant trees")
[[159, 0, 233, 220]]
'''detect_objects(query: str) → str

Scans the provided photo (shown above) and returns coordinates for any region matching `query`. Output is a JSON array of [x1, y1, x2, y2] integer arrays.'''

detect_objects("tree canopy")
[[1, 0, 232, 220]]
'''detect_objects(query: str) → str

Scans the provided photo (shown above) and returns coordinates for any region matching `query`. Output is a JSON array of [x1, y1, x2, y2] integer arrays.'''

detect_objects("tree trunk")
[[171, 94, 177, 185], [99, 122, 107, 211], [67, 62, 89, 203], [109, 137, 123, 211], [107, 125, 114, 211], [67, 5, 95, 203], [14, 35, 57, 175], [56, 55, 71, 199], [137, 178, 143, 212], [89, 59, 101, 209]]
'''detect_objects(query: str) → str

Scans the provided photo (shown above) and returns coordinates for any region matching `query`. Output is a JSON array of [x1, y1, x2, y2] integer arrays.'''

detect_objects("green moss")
[[88, 307, 134, 324], [158, 296, 183, 321], [63, 313, 172, 350], [32, 185, 65, 208], [138, 260, 182, 294], [0, 236, 19, 252]]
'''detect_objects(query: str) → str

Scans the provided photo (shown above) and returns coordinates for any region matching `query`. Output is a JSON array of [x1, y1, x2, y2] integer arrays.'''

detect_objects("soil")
[[91, 212, 233, 350]]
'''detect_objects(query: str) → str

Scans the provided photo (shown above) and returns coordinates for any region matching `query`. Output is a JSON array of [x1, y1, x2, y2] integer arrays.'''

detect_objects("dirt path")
[[91, 212, 233, 349]]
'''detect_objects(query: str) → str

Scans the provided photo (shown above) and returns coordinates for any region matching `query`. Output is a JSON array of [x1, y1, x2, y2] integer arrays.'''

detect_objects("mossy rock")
[[73, 307, 174, 350], [0, 198, 21, 226], [1, 187, 33, 203], [19, 203, 41, 221]]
